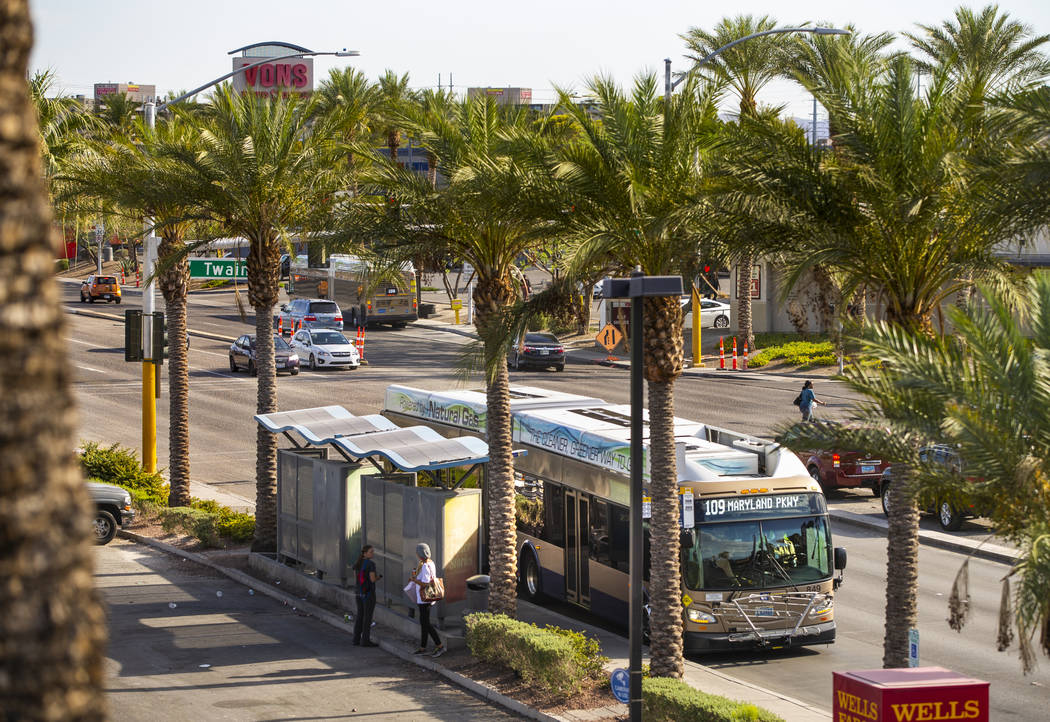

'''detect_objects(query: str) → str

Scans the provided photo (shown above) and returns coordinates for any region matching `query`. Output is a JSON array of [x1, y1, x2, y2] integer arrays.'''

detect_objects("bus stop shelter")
[[255, 405, 489, 620]]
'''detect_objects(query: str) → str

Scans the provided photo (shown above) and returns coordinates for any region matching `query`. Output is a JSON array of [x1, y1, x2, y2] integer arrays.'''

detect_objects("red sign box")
[[833, 667, 988, 722]]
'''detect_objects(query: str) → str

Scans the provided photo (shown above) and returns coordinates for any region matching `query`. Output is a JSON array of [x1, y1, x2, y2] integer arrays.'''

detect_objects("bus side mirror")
[[680, 529, 696, 550], [834, 547, 847, 571]]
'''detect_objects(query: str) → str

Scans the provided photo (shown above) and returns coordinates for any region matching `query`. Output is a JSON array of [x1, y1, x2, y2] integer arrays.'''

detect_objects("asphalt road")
[[97, 539, 516, 721], [65, 282, 1048, 719]]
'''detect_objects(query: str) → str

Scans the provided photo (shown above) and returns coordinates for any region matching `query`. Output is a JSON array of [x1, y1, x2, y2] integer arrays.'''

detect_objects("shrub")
[[642, 677, 784, 722], [55, 258, 69, 272], [465, 613, 605, 697], [526, 312, 551, 332], [80, 442, 167, 503], [216, 512, 255, 542], [159, 507, 221, 547]]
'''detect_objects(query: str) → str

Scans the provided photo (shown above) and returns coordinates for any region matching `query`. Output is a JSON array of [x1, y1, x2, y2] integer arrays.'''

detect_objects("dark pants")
[[418, 603, 441, 648], [353, 593, 375, 644]]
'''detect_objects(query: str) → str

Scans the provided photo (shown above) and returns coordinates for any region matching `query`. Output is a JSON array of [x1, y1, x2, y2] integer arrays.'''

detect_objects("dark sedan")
[[509, 332, 565, 372], [229, 334, 300, 376]]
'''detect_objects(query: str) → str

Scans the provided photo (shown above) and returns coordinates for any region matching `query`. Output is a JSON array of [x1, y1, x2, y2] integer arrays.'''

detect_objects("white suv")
[[277, 298, 343, 333]]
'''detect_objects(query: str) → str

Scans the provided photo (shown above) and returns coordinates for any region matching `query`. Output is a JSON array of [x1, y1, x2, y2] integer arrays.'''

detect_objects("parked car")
[[798, 450, 889, 495], [682, 297, 731, 329], [228, 334, 300, 376], [290, 328, 360, 371], [879, 445, 985, 531], [87, 481, 134, 545], [277, 298, 343, 333], [80, 275, 121, 304], [509, 332, 565, 371]]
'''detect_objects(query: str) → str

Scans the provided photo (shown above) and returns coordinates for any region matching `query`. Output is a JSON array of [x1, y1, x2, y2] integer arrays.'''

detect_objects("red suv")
[[798, 450, 890, 496]]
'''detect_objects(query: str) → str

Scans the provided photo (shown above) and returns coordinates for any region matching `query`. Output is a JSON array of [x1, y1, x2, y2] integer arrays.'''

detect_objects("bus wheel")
[[519, 552, 542, 601]]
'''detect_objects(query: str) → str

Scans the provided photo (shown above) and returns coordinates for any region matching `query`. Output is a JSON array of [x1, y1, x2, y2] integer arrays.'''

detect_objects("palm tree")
[[683, 14, 789, 349], [168, 86, 339, 551], [63, 118, 201, 506], [376, 70, 416, 168], [780, 274, 1050, 671], [1, 0, 106, 714], [362, 96, 560, 616], [555, 74, 721, 678], [96, 91, 142, 139]]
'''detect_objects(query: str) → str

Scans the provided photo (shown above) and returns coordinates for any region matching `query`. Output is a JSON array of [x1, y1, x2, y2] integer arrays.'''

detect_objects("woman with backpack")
[[795, 380, 826, 422], [408, 542, 445, 657], [352, 545, 381, 647]]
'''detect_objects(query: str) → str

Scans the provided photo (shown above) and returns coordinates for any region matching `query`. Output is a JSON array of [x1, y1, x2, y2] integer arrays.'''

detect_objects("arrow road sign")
[[596, 323, 623, 352]]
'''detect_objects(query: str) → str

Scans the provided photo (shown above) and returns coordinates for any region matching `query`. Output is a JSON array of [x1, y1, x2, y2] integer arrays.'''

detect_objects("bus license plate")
[[860, 465, 875, 473], [756, 607, 775, 617]]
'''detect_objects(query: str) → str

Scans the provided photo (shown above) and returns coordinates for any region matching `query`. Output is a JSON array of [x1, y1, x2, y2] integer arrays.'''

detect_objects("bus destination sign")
[[697, 493, 824, 522]]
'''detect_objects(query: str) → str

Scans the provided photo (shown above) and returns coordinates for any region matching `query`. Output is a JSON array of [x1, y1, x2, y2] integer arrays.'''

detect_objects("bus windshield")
[[682, 515, 832, 591]]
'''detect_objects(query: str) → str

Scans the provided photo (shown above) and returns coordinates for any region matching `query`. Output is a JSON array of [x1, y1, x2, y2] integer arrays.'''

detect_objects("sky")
[[29, 0, 1050, 121]]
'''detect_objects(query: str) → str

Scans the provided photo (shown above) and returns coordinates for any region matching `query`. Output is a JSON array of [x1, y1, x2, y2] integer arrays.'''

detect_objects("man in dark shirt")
[[353, 545, 380, 647]]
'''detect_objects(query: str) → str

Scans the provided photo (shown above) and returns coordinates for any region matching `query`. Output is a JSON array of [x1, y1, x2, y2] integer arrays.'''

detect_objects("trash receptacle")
[[465, 574, 490, 612], [102, 246, 113, 262]]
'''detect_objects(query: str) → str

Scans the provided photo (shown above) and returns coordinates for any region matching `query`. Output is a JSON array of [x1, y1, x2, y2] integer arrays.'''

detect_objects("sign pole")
[[142, 101, 157, 474], [628, 269, 644, 722]]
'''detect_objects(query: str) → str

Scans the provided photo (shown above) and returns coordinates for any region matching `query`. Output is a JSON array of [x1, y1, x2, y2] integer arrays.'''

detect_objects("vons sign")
[[833, 668, 988, 722], [231, 56, 313, 96]]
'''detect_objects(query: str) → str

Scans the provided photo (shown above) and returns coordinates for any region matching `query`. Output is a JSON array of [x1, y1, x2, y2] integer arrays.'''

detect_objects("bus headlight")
[[686, 609, 716, 624], [809, 602, 833, 616]]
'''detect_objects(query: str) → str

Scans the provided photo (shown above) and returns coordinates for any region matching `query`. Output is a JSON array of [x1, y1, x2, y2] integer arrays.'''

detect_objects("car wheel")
[[938, 501, 963, 531], [519, 551, 542, 602], [80, 291, 87, 303], [87, 294, 95, 303], [94, 510, 118, 545], [115, 297, 121, 304], [309, 354, 316, 371], [555, 364, 565, 372], [290, 368, 299, 376], [714, 315, 729, 328], [808, 465, 824, 488], [229, 356, 237, 373], [248, 361, 257, 377], [881, 482, 892, 516]]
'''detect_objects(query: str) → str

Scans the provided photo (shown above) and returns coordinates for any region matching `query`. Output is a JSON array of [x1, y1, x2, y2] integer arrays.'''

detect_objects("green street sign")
[[189, 258, 247, 279]]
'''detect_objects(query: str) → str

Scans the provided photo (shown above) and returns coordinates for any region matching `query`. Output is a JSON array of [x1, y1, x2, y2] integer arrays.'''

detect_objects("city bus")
[[383, 384, 847, 653], [288, 254, 417, 328]]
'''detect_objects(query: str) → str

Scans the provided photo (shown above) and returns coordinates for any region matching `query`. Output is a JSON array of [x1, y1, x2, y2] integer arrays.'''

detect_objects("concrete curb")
[[115, 531, 569, 722], [828, 510, 1019, 565]]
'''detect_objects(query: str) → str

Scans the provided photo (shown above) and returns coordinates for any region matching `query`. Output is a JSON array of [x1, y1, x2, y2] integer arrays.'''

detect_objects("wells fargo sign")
[[833, 668, 988, 722]]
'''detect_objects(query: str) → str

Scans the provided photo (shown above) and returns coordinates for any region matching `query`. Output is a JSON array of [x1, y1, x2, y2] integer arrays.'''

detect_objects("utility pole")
[[95, 219, 104, 275]]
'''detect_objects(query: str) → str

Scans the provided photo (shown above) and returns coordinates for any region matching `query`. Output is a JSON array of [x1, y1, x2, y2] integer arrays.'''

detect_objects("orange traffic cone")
[[120, 269, 125, 285], [278, 316, 283, 336], [358, 327, 365, 361], [743, 342, 749, 370], [719, 337, 725, 370], [732, 337, 738, 371], [135, 271, 141, 288]]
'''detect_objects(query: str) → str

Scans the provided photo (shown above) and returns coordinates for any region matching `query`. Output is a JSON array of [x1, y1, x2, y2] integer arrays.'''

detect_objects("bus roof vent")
[[570, 407, 636, 427]]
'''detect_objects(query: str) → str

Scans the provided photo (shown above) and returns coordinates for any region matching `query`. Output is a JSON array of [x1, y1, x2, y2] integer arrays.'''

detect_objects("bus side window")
[[608, 504, 629, 571], [589, 500, 610, 566], [544, 482, 565, 547]]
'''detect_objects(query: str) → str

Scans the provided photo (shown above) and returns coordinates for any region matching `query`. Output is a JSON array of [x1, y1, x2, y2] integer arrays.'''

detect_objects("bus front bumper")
[[684, 620, 836, 653]]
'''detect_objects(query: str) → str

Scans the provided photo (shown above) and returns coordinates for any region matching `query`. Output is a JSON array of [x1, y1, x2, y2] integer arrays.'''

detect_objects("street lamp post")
[[663, 26, 850, 368], [136, 47, 358, 473], [603, 271, 683, 722]]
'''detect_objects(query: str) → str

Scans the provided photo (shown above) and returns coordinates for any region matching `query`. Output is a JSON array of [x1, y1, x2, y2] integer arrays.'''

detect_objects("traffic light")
[[152, 311, 167, 365], [124, 310, 142, 362]]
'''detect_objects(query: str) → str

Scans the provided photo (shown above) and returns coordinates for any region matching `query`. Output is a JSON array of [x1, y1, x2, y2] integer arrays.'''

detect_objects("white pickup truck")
[[87, 482, 134, 544]]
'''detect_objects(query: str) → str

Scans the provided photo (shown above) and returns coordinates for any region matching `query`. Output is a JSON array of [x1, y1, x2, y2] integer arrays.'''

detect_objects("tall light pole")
[[664, 26, 850, 368], [137, 47, 358, 473]]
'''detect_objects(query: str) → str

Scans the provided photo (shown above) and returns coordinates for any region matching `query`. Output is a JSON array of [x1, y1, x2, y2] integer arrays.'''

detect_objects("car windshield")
[[312, 331, 349, 345], [682, 516, 832, 591], [273, 336, 291, 350], [309, 302, 339, 314], [524, 333, 558, 344]]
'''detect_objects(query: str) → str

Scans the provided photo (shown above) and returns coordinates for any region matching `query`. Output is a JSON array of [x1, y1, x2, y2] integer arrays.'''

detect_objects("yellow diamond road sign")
[[596, 323, 622, 352], [682, 594, 693, 608]]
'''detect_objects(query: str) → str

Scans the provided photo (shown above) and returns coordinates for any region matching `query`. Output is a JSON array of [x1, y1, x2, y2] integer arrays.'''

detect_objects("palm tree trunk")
[[474, 275, 518, 617], [247, 237, 282, 553], [159, 235, 190, 506], [643, 296, 685, 679], [1, 0, 107, 714], [884, 470, 921, 667], [737, 255, 755, 349]]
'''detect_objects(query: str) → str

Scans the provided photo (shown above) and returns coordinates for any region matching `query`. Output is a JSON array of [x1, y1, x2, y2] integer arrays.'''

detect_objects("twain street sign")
[[189, 259, 247, 280]]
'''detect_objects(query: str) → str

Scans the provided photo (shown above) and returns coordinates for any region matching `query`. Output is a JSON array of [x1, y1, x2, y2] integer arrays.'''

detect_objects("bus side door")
[[564, 490, 590, 608]]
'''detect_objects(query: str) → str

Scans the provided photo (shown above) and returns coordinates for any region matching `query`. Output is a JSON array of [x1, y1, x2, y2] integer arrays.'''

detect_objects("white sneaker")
[[431, 645, 446, 658]]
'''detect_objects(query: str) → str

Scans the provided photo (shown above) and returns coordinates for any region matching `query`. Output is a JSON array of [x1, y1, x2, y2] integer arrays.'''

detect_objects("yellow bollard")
[[452, 298, 463, 325], [142, 361, 156, 473], [691, 284, 703, 367]]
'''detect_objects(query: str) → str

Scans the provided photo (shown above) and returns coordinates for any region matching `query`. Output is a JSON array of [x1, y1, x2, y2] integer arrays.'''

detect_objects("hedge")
[[642, 677, 784, 722], [80, 442, 167, 504], [464, 613, 608, 697]]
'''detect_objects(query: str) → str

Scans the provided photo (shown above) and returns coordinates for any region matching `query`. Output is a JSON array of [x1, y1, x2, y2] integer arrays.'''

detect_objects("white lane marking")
[[66, 337, 105, 347], [192, 349, 230, 358], [76, 365, 106, 374]]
